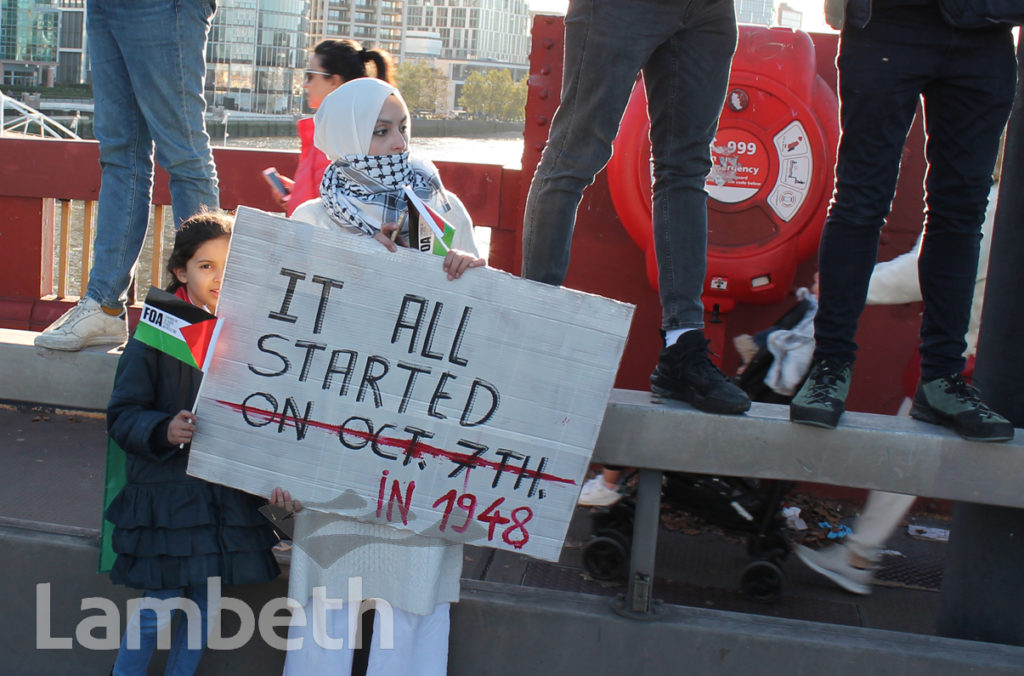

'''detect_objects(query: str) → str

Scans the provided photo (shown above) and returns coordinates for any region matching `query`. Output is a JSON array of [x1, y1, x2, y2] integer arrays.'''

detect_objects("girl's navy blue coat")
[[105, 337, 280, 590]]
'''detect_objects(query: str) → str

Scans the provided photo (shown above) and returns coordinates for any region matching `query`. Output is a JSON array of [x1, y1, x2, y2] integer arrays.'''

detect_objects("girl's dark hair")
[[314, 39, 395, 86], [165, 209, 234, 293]]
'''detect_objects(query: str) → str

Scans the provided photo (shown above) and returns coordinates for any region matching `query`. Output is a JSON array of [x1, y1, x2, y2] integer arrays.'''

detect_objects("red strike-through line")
[[214, 399, 576, 486]]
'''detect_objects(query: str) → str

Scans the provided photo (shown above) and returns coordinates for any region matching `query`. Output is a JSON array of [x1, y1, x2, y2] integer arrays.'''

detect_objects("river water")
[[228, 134, 525, 170], [55, 134, 523, 297]]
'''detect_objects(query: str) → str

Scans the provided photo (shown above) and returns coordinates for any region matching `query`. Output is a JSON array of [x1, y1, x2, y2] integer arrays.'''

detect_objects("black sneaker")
[[910, 373, 1014, 442], [790, 359, 852, 429], [650, 330, 751, 414]]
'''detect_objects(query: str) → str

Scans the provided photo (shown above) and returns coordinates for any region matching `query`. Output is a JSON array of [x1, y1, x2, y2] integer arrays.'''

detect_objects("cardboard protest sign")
[[188, 206, 634, 561]]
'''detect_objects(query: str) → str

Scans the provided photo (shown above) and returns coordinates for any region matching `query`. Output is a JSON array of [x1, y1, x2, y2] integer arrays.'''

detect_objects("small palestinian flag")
[[134, 286, 221, 372], [403, 185, 456, 257], [98, 436, 125, 574]]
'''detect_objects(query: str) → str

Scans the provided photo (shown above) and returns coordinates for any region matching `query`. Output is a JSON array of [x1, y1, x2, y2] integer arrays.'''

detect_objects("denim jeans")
[[113, 584, 213, 676], [521, 0, 737, 331], [813, 4, 1016, 379], [86, 0, 220, 312]]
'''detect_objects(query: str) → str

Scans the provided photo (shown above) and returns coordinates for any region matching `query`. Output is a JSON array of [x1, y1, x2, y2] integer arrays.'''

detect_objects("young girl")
[[267, 39, 395, 216], [275, 78, 485, 675], [105, 210, 281, 675]]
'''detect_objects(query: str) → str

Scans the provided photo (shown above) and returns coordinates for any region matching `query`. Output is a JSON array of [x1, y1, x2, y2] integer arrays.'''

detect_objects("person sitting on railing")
[[264, 39, 395, 217], [34, 0, 221, 352]]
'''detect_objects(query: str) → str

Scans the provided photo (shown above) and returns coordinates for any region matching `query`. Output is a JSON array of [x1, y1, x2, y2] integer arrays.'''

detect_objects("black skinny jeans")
[[812, 4, 1016, 379]]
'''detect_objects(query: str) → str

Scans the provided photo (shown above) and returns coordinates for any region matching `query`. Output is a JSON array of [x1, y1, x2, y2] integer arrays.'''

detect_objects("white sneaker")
[[578, 476, 622, 507], [34, 297, 128, 351], [794, 543, 874, 595]]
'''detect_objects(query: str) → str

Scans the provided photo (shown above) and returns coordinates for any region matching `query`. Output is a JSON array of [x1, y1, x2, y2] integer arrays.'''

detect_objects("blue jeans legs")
[[113, 584, 212, 676], [521, 0, 736, 331], [86, 0, 219, 312], [813, 6, 1016, 378]]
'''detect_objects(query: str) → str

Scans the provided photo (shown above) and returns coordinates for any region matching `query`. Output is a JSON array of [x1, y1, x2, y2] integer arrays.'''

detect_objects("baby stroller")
[[582, 472, 791, 602], [581, 300, 814, 602]]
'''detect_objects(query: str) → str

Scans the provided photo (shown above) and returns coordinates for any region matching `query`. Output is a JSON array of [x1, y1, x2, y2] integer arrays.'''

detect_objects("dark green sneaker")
[[790, 359, 852, 429], [910, 373, 1014, 442]]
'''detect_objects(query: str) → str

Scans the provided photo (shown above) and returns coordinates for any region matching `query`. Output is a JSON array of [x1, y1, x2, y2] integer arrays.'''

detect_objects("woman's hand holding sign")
[[443, 250, 485, 281]]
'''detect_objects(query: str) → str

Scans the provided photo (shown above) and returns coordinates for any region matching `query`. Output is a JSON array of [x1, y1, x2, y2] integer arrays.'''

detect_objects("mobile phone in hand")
[[262, 167, 290, 195]]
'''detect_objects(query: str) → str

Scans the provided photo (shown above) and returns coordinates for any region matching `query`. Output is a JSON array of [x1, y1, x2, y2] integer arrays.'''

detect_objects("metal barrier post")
[[936, 42, 1024, 646], [612, 468, 664, 619]]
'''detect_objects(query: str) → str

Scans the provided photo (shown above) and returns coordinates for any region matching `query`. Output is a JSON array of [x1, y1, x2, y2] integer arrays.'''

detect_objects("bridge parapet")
[[596, 389, 1024, 508], [3, 330, 1024, 672]]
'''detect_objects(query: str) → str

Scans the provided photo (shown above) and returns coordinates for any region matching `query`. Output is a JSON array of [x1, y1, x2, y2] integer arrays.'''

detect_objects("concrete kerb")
[[2, 522, 290, 676], [0, 329, 119, 412], [452, 580, 1024, 675], [10, 518, 1024, 676]]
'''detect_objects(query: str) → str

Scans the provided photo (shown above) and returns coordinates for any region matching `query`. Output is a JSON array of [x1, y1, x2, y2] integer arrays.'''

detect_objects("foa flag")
[[135, 286, 221, 372], [404, 186, 455, 256]]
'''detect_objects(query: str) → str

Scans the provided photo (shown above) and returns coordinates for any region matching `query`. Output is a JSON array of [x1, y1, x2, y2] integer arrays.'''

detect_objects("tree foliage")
[[395, 61, 449, 116], [458, 69, 526, 122]]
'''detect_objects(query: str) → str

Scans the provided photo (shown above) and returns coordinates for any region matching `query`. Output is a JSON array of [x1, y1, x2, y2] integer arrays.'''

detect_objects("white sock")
[[665, 327, 697, 347]]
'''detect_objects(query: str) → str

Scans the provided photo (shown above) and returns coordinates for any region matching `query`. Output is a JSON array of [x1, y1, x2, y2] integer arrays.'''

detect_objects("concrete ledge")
[[453, 581, 1024, 675], [7, 521, 1024, 676], [594, 389, 1024, 509], [0, 329, 119, 411], [1, 523, 289, 676], [4, 328, 1024, 510]]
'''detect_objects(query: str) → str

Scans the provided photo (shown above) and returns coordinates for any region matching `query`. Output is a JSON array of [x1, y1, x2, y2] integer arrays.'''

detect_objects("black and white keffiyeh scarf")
[[319, 152, 451, 240]]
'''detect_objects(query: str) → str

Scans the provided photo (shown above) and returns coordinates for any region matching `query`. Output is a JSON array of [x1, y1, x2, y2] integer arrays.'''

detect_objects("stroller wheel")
[[740, 560, 785, 602], [582, 534, 629, 581]]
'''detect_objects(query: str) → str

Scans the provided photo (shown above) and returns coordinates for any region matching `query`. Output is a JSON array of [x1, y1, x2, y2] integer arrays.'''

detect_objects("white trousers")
[[844, 398, 919, 561], [846, 490, 918, 561], [282, 598, 450, 676]]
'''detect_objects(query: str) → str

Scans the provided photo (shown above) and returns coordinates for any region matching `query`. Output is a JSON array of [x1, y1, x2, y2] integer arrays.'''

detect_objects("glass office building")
[[0, 0, 60, 86], [206, 0, 309, 114], [307, 0, 406, 57], [55, 0, 83, 85], [406, 0, 528, 64], [735, 0, 773, 25]]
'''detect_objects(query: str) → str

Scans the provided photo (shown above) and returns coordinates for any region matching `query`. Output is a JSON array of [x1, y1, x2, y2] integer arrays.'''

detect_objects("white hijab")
[[313, 78, 450, 240], [314, 78, 401, 159]]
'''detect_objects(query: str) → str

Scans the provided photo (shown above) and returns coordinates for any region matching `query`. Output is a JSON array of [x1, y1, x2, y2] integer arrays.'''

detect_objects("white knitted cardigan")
[[286, 191, 477, 615]]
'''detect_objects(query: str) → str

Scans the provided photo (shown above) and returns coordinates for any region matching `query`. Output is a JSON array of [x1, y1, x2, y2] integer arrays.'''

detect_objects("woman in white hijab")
[[275, 78, 483, 675], [292, 77, 484, 278]]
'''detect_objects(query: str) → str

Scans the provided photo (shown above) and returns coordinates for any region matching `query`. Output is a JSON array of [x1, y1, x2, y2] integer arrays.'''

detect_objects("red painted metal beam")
[[0, 136, 515, 331]]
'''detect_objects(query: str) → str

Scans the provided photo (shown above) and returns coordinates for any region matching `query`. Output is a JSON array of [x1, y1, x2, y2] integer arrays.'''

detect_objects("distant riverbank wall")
[[61, 114, 522, 141]]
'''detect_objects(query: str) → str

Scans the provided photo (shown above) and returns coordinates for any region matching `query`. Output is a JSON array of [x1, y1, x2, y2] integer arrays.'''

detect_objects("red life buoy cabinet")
[[607, 26, 839, 313]]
